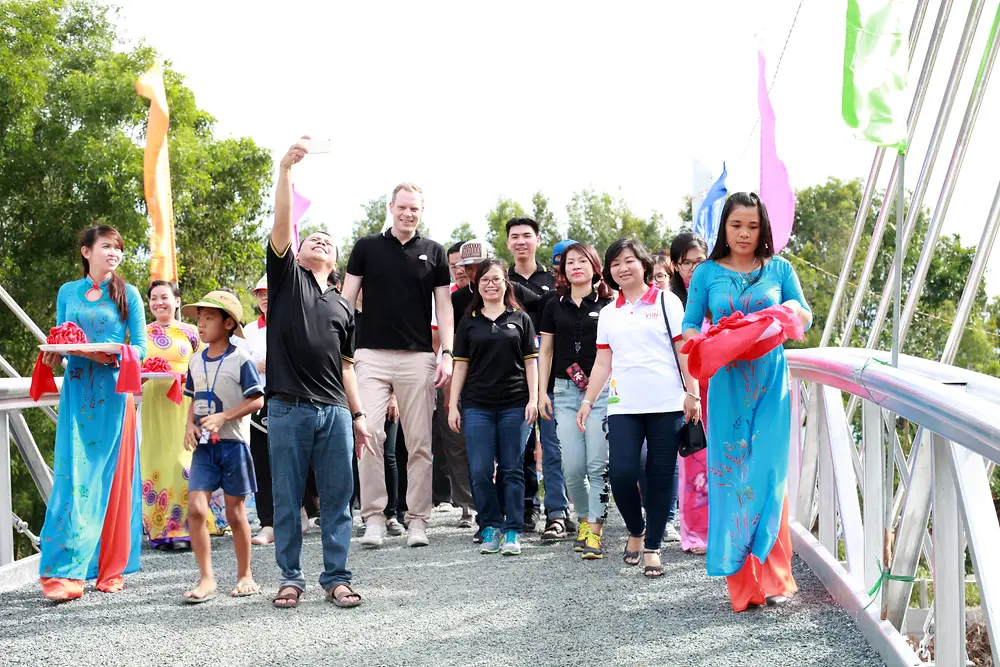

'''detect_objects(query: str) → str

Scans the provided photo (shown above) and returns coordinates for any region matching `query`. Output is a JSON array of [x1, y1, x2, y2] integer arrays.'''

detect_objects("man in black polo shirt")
[[505, 217, 571, 537], [341, 183, 454, 549], [266, 138, 373, 609]]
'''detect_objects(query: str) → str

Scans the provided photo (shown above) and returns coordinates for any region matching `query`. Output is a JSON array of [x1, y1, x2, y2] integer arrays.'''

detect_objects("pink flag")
[[758, 50, 795, 253], [291, 184, 311, 253]]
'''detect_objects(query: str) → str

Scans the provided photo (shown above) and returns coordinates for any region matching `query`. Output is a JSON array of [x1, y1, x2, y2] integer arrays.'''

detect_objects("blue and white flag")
[[694, 162, 728, 253]]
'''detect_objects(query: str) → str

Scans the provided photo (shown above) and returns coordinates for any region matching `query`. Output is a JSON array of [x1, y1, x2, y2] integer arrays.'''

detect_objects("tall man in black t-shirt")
[[341, 184, 455, 549], [505, 217, 571, 538], [266, 138, 374, 609]]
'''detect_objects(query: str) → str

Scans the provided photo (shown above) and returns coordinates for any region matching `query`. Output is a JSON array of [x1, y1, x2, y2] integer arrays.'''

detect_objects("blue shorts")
[[189, 439, 257, 497]]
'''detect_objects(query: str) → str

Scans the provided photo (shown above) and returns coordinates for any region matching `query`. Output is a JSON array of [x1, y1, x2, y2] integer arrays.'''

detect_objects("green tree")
[[566, 188, 671, 255], [0, 0, 273, 557], [448, 222, 476, 247]]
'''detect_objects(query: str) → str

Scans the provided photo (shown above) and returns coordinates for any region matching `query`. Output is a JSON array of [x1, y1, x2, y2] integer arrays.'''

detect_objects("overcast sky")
[[110, 0, 1000, 296]]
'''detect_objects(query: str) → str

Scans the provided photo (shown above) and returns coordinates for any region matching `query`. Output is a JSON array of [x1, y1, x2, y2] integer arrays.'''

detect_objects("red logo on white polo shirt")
[[645, 311, 660, 320]]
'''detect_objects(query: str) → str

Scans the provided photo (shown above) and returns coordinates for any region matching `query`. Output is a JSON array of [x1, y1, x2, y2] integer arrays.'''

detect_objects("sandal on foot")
[[183, 583, 217, 604], [327, 584, 362, 608], [231, 579, 260, 597], [643, 549, 664, 578], [541, 518, 568, 542], [622, 532, 645, 566], [272, 585, 302, 609]]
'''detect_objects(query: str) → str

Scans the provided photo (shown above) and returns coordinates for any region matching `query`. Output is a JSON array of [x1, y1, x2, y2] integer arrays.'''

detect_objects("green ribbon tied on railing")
[[862, 559, 917, 610], [852, 357, 893, 405]]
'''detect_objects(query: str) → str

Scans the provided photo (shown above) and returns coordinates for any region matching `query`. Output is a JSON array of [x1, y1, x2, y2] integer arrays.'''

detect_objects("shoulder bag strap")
[[660, 291, 688, 393]]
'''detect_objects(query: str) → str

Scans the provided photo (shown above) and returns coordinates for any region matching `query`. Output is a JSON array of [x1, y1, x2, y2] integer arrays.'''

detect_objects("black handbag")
[[660, 292, 707, 458]]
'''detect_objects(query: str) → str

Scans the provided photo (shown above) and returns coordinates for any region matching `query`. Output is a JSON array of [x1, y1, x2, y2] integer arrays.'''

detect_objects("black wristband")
[[352, 411, 366, 421]]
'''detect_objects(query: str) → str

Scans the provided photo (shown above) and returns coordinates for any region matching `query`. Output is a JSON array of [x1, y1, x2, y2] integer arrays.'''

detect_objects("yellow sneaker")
[[581, 530, 604, 560], [573, 521, 591, 552]]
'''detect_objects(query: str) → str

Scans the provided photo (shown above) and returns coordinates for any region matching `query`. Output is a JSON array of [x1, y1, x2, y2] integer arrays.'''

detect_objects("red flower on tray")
[[47, 322, 88, 345], [141, 357, 172, 374]]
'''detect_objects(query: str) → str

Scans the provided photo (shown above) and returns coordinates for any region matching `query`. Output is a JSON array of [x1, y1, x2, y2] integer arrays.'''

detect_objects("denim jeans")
[[268, 397, 354, 591], [553, 379, 610, 523], [639, 445, 680, 523], [464, 406, 531, 533], [537, 393, 568, 519], [608, 411, 683, 551]]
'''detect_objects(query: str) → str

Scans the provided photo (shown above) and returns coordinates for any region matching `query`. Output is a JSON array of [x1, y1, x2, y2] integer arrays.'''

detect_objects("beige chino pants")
[[355, 348, 437, 527]]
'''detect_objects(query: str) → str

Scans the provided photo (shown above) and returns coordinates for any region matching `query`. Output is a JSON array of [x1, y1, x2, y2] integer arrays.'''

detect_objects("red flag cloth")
[[680, 305, 805, 381], [116, 345, 142, 394], [29, 353, 57, 402], [165, 372, 185, 405], [141, 357, 172, 373]]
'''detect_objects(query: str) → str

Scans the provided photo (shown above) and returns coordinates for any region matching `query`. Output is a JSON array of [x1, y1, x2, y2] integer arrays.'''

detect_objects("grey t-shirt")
[[184, 344, 263, 443]]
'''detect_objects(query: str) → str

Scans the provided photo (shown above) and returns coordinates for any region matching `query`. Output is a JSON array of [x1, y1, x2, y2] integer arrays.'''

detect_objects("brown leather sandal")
[[327, 584, 362, 608], [272, 585, 303, 609]]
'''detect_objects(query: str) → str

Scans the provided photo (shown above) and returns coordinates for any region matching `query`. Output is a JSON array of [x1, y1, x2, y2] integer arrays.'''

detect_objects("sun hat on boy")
[[180, 291, 246, 338]]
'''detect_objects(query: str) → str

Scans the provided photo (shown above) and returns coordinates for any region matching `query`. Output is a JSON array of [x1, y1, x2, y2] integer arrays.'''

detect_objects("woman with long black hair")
[[38, 226, 148, 600], [682, 192, 811, 611], [538, 242, 613, 559], [449, 258, 539, 557]]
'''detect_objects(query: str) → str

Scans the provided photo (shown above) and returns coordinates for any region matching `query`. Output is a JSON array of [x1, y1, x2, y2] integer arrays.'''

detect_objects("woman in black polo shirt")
[[538, 243, 613, 559], [448, 258, 539, 557]]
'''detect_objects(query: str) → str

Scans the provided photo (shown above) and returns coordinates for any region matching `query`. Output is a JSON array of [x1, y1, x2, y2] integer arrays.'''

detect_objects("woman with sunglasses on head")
[[538, 243, 613, 559], [669, 233, 710, 555], [682, 192, 811, 612], [449, 258, 539, 557], [576, 239, 701, 578]]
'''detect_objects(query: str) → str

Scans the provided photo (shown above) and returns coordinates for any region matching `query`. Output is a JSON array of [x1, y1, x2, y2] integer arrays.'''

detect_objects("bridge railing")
[[787, 348, 1000, 667]]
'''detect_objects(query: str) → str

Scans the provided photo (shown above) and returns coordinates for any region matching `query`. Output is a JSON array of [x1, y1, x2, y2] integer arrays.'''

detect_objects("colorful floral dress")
[[140, 321, 204, 546], [39, 278, 147, 582], [682, 257, 810, 611]]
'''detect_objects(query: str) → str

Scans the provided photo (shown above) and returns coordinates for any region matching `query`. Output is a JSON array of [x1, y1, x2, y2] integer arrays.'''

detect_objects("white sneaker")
[[361, 522, 386, 548], [406, 523, 429, 548], [664, 523, 681, 543], [251, 526, 274, 545]]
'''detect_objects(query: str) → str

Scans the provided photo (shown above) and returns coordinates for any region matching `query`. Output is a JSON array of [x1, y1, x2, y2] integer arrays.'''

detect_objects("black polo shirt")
[[451, 282, 541, 328], [345, 229, 450, 352], [454, 308, 538, 409], [266, 240, 355, 407], [540, 290, 612, 380], [508, 262, 556, 330]]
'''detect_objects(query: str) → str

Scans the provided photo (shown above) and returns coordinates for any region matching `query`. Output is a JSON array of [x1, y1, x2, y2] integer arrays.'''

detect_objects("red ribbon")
[[165, 372, 185, 405], [29, 353, 57, 402]]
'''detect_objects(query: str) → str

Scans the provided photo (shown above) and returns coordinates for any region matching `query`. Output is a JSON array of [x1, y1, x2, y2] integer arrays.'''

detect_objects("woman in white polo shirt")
[[576, 239, 701, 578]]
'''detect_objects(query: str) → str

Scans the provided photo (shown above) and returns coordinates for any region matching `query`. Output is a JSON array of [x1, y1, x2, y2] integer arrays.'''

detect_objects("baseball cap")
[[180, 291, 245, 338], [458, 239, 495, 266], [552, 239, 579, 263], [252, 276, 267, 293]]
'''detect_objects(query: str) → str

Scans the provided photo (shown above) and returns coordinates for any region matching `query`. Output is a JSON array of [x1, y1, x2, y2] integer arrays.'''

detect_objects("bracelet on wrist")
[[684, 392, 701, 401], [581, 399, 593, 406]]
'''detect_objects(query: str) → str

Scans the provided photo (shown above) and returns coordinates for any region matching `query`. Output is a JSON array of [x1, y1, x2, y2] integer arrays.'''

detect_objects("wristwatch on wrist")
[[441, 349, 454, 358], [352, 411, 366, 421]]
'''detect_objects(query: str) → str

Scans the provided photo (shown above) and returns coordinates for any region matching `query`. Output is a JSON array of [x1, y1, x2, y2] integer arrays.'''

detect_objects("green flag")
[[842, 0, 910, 152]]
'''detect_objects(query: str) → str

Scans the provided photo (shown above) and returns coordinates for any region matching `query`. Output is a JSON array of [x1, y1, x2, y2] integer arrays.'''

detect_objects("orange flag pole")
[[136, 60, 178, 283]]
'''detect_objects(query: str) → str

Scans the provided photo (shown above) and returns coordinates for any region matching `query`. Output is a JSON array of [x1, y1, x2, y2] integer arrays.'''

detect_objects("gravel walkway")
[[0, 505, 883, 667]]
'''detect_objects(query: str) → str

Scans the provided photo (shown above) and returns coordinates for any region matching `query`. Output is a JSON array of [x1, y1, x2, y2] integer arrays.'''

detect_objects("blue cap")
[[552, 239, 579, 263]]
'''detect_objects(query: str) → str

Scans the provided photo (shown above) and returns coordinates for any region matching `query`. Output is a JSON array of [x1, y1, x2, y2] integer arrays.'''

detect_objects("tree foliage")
[[566, 188, 671, 256], [448, 222, 476, 247], [0, 0, 273, 557]]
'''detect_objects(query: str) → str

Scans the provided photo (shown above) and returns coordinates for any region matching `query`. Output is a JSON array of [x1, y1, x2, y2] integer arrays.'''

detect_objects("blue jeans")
[[464, 406, 531, 533], [553, 380, 609, 523], [268, 397, 354, 591], [537, 393, 568, 519], [608, 412, 683, 551]]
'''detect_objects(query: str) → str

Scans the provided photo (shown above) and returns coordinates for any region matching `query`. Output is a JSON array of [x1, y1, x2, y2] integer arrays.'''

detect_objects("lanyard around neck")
[[203, 346, 232, 406]]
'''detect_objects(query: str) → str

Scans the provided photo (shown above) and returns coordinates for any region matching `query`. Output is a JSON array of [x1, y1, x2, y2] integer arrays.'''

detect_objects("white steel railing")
[[787, 348, 1000, 667]]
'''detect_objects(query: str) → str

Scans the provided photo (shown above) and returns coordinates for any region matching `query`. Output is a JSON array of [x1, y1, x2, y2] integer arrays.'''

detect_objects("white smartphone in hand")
[[299, 138, 331, 154]]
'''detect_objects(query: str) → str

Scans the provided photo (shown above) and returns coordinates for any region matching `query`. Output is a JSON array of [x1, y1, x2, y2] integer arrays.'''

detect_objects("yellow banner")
[[136, 60, 178, 283]]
